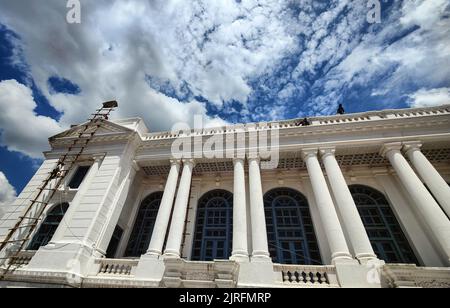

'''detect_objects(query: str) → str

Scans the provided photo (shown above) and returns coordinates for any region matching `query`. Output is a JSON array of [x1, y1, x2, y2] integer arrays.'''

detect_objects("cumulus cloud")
[[0, 79, 62, 158], [0, 0, 295, 127], [408, 88, 450, 108], [0, 0, 449, 161], [294, 0, 450, 114], [0, 171, 16, 215]]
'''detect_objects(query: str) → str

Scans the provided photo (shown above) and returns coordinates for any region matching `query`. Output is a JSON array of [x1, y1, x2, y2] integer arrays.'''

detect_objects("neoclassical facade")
[[1, 104, 450, 288]]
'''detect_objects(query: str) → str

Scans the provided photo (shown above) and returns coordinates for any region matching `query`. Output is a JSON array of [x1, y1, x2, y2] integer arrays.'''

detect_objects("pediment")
[[50, 120, 134, 142]]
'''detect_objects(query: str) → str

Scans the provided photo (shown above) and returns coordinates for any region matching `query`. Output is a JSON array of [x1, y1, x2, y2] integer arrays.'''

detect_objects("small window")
[[68, 166, 91, 189]]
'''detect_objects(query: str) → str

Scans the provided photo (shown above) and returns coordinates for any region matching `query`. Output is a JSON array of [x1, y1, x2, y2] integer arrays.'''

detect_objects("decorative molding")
[[319, 147, 336, 158], [402, 141, 423, 154], [301, 148, 319, 160], [381, 264, 450, 289], [380, 142, 403, 158]]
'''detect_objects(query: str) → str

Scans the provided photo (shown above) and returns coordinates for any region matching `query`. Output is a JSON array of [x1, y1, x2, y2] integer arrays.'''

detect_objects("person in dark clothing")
[[300, 117, 311, 126], [337, 104, 345, 115]]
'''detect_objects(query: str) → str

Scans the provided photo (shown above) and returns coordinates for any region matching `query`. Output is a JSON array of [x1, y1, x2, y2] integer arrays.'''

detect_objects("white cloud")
[[0, 79, 62, 158], [400, 0, 450, 30], [408, 88, 450, 108], [0, 171, 16, 216], [0, 0, 449, 159], [298, 0, 450, 113], [0, 0, 297, 126]]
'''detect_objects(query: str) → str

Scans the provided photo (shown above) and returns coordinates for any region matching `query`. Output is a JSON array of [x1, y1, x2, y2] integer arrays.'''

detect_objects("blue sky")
[[0, 0, 449, 201]]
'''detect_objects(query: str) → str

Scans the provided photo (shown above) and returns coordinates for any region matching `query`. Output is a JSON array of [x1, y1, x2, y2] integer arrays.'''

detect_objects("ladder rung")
[[95, 108, 113, 112], [29, 200, 48, 205], [19, 216, 42, 221], [9, 224, 37, 230], [46, 172, 67, 178], [72, 139, 90, 143], [60, 156, 80, 161], [0, 239, 27, 244], [37, 187, 57, 192]]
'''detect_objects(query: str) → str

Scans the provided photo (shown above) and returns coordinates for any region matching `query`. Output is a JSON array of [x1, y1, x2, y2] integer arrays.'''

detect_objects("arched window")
[[191, 190, 233, 261], [264, 188, 321, 265], [125, 192, 163, 257], [28, 203, 69, 250], [349, 185, 418, 264]]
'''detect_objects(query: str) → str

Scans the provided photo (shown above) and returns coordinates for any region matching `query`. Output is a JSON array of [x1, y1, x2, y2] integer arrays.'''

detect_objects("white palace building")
[[1, 104, 450, 288]]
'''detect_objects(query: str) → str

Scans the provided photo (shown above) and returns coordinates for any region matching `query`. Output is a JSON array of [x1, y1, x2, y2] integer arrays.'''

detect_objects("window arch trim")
[[191, 189, 233, 261], [264, 187, 322, 265]]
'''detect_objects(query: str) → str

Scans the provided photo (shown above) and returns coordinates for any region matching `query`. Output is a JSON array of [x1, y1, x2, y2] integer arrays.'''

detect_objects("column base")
[[335, 262, 383, 288], [162, 250, 181, 259], [250, 251, 272, 263], [237, 260, 275, 287], [134, 255, 166, 282], [230, 253, 249, 263], [331, 252, 356, 265], [26, 242, 100, 286], [356, 253, 380, 265], [145, 249, 163, 259]]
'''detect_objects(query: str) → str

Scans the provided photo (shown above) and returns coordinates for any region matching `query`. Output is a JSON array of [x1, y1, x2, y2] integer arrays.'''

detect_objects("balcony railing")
[[3, 251, 36, 269], [96, 258, 139, 276], [142, 105, 450, 141], [273, 264, 339, 287]]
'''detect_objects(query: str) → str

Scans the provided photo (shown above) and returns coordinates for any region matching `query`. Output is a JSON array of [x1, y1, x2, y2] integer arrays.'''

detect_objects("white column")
[[302, 149, 353, 264], [248, 157, 271, 261], [403, 142, 450, 218], [320, 148, 377, 262], [231, 158, 249, 261], [163, 159, 195, 258], [381, 143, 450, 265], [146, 159, 181, 257]]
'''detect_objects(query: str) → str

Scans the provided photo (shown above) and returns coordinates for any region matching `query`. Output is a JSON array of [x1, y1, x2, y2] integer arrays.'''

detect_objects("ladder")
[[0, 101, 118, 279]]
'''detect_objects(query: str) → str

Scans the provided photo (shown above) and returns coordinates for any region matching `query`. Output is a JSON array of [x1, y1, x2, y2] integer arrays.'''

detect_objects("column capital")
[[402, 141, 423, 154], [233, 157, 245, 165], [379, 142, 403, 158], [169, 159, 182, 166], [181, 158, 195, 167], [92, 154, 105, 163], [132, 160, 141, 172], [301, 148, 319, 160], [319, 147, 336, 158], [247, 156, 260, 164]]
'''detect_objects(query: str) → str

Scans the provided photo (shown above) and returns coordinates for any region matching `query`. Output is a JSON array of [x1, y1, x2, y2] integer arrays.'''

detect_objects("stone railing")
[[381, 264, 450, 288], [162, 259, 239, 288], [5, 251, 36, 269], [142, 105, 450, 142], [95, 258, 139, 276], [273, 264, 339, 287]]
